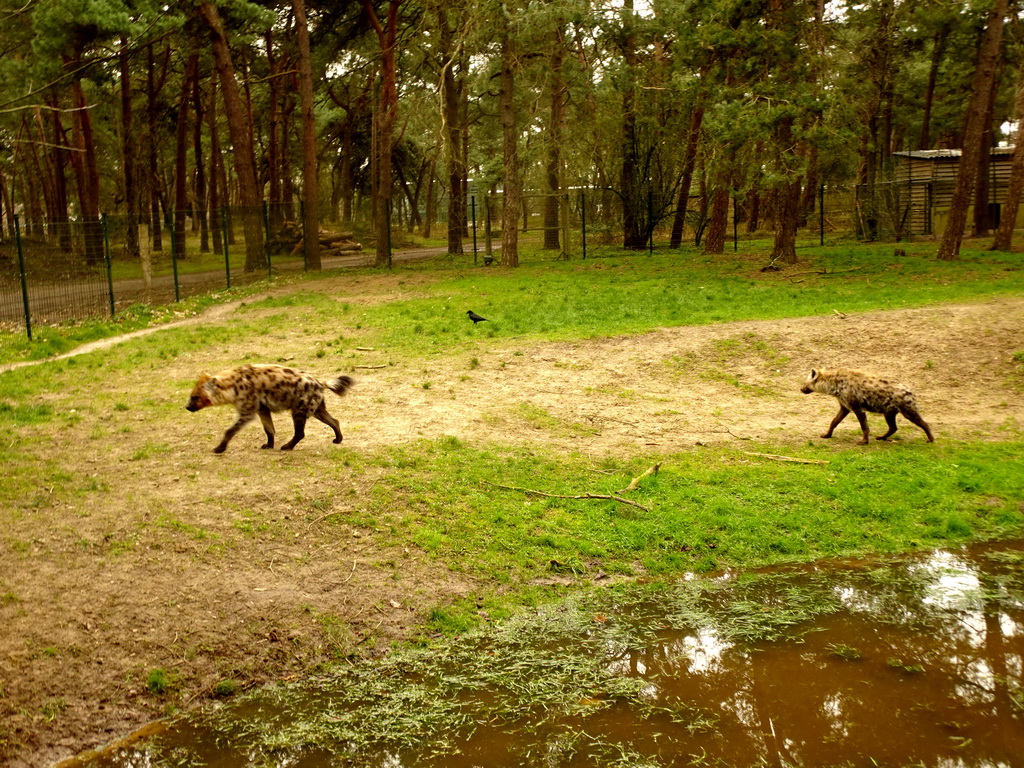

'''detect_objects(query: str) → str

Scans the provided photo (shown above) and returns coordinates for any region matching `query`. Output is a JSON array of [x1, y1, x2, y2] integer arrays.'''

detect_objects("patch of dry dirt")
[[2, 292, 1023, 767]]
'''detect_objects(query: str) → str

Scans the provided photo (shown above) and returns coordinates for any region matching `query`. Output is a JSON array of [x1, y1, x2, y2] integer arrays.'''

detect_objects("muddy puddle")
[[74, 541, 1024, 767]]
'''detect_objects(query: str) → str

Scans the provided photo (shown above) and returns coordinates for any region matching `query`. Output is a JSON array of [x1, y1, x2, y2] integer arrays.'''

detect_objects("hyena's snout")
[[185, 397, 205, 412]]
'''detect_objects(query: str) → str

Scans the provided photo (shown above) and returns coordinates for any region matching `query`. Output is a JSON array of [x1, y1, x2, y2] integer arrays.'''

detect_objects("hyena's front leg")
[[280, 410, 307, 450], [821, 405, 850, 439], [313, 402, 343, 444], [215, 411, 256, 453], [258, 406, 276, 449]]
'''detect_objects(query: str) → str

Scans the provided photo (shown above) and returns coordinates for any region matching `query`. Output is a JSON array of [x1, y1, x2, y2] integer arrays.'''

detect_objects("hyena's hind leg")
[[216, 410, 256, 453], [313, 402, 343, 444], [280, 410, 308, 450], [899, 404, 935, 442], [258, 406, 276, 449], [876, 409, 900, 441]]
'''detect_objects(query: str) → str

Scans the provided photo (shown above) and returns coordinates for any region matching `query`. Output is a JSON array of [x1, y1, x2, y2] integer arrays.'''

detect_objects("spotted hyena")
[[800, 367, 934, 444], [185, 364, 354, 453]]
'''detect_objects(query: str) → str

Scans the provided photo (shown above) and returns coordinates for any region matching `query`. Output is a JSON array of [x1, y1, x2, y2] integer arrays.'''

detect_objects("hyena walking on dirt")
[[800, 368, 934, 445], [186, 364, 354, 453]]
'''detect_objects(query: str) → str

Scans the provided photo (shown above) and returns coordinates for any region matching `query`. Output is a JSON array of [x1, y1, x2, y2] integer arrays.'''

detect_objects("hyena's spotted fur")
[[800, 367, 934, 444], [186, 364, 354, 453]]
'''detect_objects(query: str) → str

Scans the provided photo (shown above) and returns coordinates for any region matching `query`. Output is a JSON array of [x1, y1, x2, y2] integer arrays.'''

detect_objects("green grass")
[[329, 438, 1024, 595], [3, 242, 1024, 366]]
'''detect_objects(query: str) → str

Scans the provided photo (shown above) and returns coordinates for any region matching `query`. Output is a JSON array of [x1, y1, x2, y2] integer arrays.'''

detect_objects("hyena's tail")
[[326, 375, 354, 397]]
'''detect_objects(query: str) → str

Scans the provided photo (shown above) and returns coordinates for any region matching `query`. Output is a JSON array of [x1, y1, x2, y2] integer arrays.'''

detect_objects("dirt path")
[[2, 294, 1023, 768]]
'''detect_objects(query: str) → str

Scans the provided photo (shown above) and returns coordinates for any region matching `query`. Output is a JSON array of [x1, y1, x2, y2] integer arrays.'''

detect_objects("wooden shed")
[[892, 147, 1017, 235]]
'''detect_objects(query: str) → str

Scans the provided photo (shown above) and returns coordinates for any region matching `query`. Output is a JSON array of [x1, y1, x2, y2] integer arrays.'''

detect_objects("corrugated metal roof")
[[893, 147, 1015, 159]]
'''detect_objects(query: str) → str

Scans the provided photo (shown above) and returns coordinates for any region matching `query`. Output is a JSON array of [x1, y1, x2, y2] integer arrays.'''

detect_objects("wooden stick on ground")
[[618, 462, 661, 493], [484, 481, 651, 512], [744, 452, 829, 465]]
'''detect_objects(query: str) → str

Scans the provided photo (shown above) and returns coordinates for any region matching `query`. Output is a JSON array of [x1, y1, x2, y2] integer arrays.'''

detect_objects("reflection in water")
[[78, 541, 1024, 768]]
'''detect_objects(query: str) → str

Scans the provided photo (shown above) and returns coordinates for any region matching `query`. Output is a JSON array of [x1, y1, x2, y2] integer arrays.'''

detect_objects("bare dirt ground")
[[1, 285, 1023, 768]]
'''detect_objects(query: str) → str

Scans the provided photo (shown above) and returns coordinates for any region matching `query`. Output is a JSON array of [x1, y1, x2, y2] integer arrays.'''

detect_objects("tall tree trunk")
[[499, 9, 520, 267], [438, 7, 465, 254], [30, 108, 55, 226], [423, 156, 436, 238], [147, 44, 169, 252], [192, 67, 209, 253], [265, 30, 283, 230], [364, 0, 401, 267], [44, 103, 72, 250], [69, 77, 104, 265], [207, 70, 224, 255], [767, 0, 802, 265], [543, 19, 566, 252], [670, 89, 706, 248], [620, 0, 644, 249], [294, 0, 321, 269], [973, 72, 1000, 236], [992, 77, 1024, 250], [174, 53, 199, 259], [198, 0, 267, 272], [937, 0, 1008, 260], [281, 93, 296, 221], [771, 179, 802, 264], [119, 38, 140, 260], [0, 170, 12, 238], [702, 185, 729, 254]]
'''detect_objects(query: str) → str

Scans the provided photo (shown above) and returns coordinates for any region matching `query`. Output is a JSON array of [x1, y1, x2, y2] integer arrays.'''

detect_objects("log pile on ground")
[[275, 222, 363, 257]]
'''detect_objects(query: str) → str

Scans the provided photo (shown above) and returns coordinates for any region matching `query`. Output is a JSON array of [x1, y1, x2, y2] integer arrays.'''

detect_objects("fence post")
[[170, 212, 181, 303], [561, 192, 570, 259], [471, 196, 478, 265], [386, 198, 393, 269], [648, 189, 654, 255], [581, 191, 587, 260], [733, 195, 738, 252], [14, 214, 31, 340], [222, 206, 231, 289], [819, 184, 825, 246], [102, 214, 115, 318], [263, 201, 272, 280], [299, 200, 307, 272]]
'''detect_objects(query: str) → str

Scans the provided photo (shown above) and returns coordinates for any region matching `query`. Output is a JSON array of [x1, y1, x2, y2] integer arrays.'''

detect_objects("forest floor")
[[2, 278, 1023, 767]]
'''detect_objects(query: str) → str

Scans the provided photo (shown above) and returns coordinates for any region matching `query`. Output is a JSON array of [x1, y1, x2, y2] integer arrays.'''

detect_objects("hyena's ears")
[[808, 368, 818, 380]]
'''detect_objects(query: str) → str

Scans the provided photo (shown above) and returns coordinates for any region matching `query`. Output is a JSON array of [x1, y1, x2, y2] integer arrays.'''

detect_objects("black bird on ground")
[[466, 310, 489, 324]]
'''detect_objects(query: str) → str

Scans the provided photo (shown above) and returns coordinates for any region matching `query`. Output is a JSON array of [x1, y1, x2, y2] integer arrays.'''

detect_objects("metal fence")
[[0, 204, 379, 337], [0, 181, 925, 338]]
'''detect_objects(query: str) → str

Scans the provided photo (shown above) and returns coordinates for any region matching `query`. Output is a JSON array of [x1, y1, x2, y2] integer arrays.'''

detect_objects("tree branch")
[[483, 481, 651, 511]]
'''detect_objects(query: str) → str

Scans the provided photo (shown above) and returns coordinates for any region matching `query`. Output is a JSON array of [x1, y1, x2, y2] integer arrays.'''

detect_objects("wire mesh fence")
[[463, 183, 889, 263], [0, 180, 934, 338], [0, 204, 379, 337]]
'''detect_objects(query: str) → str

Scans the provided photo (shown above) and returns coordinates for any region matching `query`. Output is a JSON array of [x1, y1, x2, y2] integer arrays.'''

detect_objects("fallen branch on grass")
[[483, 481, 651, 512], [617, 462, 661, 494], [785, 266, 864, 279], [744, 452, 829, 465], [354, 364, 387, 370]]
